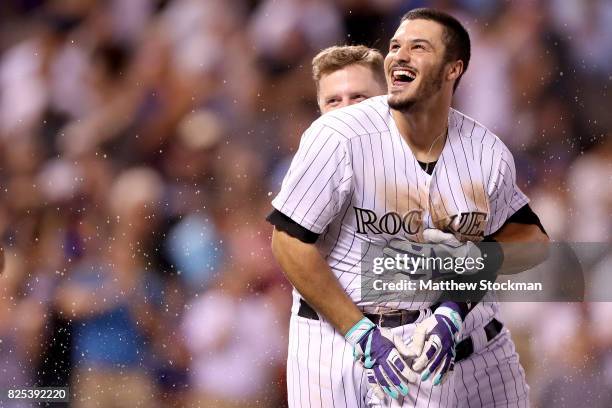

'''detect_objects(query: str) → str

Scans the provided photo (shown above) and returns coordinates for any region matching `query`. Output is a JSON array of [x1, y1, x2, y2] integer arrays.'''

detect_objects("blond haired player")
[[312, 45, 386, 114]]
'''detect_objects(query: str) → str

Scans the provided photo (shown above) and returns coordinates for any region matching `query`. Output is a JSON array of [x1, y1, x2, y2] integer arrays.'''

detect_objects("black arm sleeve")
[[266, 209, 320, 244], [506, 204, 548, 236]]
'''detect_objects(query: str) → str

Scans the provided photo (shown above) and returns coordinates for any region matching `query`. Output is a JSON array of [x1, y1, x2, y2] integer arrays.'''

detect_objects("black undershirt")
[[417, 160, 437, 175]]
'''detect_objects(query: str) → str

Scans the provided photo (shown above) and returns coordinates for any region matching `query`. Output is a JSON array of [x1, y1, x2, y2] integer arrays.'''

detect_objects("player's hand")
[[346, 318, 417, 400], [406, 303, 462, 386], [382, 229, 482, 278], [422, 228, 482, 269]]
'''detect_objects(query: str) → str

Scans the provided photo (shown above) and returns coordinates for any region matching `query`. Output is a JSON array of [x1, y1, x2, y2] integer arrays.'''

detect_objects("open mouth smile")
[[391, 68, 417, 86]]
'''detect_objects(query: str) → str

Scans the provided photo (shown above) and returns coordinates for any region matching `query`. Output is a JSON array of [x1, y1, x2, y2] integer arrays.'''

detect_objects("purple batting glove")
[[346, 318, 417, 400], [407, 303, 462, 386]]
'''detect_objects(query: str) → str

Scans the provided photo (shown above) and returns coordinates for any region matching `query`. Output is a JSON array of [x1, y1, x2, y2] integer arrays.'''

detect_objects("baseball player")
[[269, 8, 549, 408]]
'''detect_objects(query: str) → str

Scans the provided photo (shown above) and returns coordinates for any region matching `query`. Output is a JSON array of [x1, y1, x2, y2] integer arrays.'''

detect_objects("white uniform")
[[272, 96, 529, 407]]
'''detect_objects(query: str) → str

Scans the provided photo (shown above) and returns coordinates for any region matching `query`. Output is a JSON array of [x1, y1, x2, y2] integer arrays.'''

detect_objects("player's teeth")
[[393, 70, 416, 81]]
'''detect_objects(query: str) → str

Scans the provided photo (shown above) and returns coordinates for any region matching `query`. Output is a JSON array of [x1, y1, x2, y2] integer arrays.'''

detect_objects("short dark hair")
[[401, 8, 471, 91]]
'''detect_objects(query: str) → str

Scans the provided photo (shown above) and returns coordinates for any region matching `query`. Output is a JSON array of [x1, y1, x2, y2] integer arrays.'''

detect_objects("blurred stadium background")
[[0, 0, 610, 407]]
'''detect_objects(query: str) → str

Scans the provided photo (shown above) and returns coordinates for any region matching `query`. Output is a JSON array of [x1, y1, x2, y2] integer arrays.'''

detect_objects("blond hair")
[[312, 45, 385, 88]]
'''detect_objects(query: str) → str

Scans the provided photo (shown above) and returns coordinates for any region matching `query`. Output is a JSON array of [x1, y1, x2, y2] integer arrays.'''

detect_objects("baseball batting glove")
[[346, 317, 418, 400], [407, 303, 462, 386]]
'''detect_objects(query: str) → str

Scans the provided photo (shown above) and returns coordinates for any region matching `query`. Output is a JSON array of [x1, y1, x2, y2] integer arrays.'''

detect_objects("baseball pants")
[[286, 313, 528, 407]]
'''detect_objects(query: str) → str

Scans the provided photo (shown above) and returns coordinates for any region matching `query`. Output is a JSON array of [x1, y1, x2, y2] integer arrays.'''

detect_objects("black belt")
[[298, 299, 422, 328], [298, 299, 503, 363], [455, 318, 503, 363]]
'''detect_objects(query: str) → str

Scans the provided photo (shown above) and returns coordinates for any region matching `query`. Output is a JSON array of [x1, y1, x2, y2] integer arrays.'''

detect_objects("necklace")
[[423, 127, 447, 173]]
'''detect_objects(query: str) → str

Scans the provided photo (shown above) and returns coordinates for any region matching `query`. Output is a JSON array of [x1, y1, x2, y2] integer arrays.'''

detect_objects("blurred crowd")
[[0, 0, 610, 407]]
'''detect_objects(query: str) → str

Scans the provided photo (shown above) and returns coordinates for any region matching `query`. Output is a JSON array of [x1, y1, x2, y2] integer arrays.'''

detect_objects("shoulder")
[[450, 108, 514, 160], [317, 96, 392, 139]]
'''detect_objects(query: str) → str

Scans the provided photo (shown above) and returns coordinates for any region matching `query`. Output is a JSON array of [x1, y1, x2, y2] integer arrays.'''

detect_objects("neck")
[[391, 93, 451, 162]]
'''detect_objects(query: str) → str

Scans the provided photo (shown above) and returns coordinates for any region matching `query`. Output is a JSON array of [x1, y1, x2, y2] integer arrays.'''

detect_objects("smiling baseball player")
[[269, 8, 548, 408]]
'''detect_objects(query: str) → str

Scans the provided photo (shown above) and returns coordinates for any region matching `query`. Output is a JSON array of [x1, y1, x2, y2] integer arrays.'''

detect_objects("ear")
[[317, 100, 326, 114], [446, 60, 464, 82], [316, 92, 325, 113]]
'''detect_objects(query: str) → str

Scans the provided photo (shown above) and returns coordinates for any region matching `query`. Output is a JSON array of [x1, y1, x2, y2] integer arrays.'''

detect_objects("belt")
[[298, 299, 422, 328], [298, 299, 503, 363], [455, 318, 504, 363]]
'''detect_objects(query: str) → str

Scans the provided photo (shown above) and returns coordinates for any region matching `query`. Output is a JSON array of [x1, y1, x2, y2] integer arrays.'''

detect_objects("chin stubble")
[[387, 63, 446, 111], [388, 93, 416, 111]]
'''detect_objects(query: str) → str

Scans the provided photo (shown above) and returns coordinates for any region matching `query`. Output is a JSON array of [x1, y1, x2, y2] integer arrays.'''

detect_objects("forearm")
[[492, 223, 550, 275], [271, 228, 363, 335], [435, 224, 549, 317]]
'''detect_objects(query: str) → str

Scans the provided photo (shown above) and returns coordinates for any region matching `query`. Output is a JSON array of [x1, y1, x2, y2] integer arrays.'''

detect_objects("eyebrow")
[[390, 38, 435, 48], [413, 38, 434, 47]]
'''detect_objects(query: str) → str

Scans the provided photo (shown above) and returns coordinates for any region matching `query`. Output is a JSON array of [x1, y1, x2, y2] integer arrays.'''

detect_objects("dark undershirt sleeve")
[[266, 209, 320, 244], [503, 204, 548, 236]]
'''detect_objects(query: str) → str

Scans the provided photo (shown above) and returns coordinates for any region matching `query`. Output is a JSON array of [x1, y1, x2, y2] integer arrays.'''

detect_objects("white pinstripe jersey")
[[272, 95, 529, 335]]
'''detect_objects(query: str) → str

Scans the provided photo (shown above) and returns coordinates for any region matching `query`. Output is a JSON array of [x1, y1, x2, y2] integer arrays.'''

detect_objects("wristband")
[[437, 301, 469, 320], [436, 302, 465, 328], [345, 317, 376, 346]]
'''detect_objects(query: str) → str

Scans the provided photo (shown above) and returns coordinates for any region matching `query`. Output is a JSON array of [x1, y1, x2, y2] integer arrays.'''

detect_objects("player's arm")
[[490, 204, 550, 275], [271, 227, 363, 334], [270, 220, 418, 399], [268, 121, 364, 333], [483, 144, 550, 275]]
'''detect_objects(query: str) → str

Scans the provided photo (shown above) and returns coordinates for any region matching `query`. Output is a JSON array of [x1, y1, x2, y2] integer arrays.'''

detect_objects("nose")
[[392, 44, 411, 65], [338, 97, 351, 109]]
